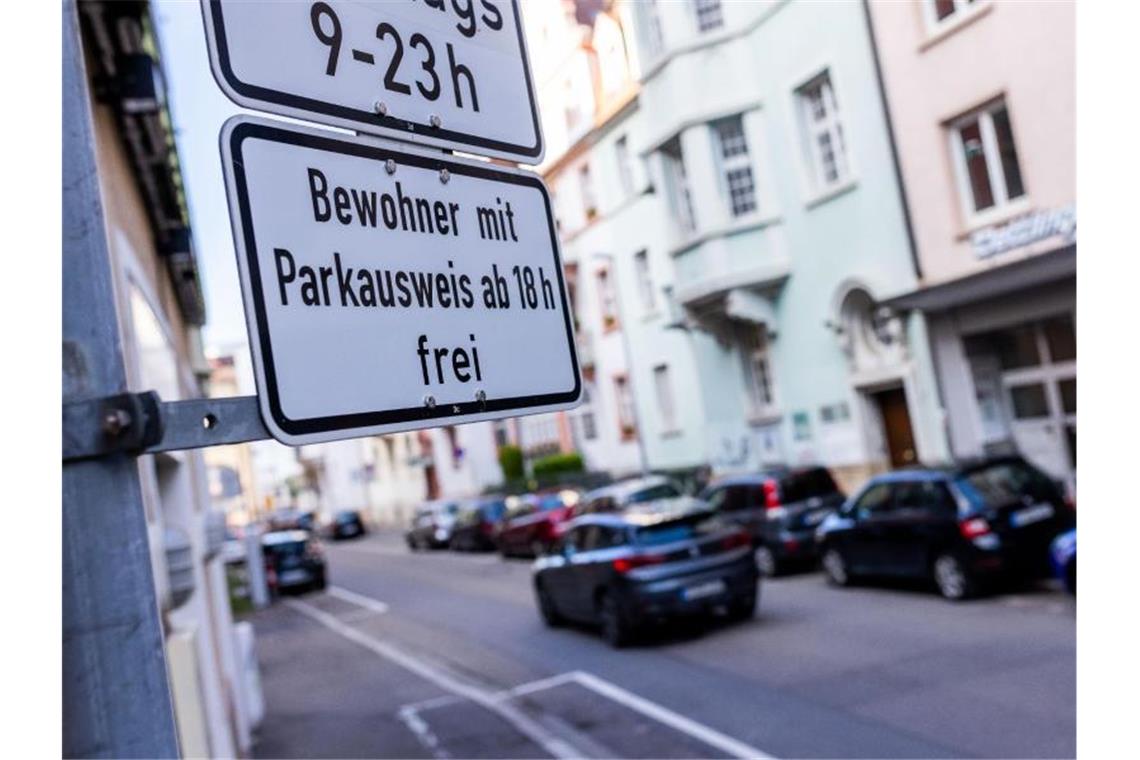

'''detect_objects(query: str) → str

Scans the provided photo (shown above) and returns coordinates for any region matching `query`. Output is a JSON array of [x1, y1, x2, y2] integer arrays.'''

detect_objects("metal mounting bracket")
[[63, 392, 271, 462]]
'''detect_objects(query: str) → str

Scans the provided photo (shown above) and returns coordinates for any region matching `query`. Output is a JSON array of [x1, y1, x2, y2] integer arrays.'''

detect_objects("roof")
[[572, 497, 712, 529], [261, 530, 310, 545], [582, 475, 674, 502], [863, 456, 1033, 485], [708, 466, 834, 488]]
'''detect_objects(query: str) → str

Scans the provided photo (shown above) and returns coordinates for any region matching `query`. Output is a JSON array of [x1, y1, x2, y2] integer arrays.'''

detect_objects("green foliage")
[[498, 444, 524, 481], [532, 451, 585, 478]]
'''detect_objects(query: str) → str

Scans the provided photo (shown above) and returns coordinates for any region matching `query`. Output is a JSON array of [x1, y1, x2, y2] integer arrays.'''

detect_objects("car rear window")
[[627, 483, 681, 505], [955, 461, 1058, 511], [780, 468, 840, 502], [538, 495, 566, 511], [633, 514, 720, 546], [266, 541, 306, 557]]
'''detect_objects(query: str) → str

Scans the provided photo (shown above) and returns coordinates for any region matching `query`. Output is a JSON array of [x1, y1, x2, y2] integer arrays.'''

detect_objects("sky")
[[154, 1, 254, 354]]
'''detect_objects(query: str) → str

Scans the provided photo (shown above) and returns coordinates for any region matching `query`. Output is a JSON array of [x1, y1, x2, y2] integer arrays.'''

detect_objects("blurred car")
[[223, 526, 247, 564], [267, 509, 316, 532], [449, 497, 508, 551], [816, 456, 1074, 600], [701, 466, 844, 575], [1051, 528, 1076, 594], [262, 530, 326, 594], [405, 500, 461, 550], [533, 497, 758, 647], [575, 476, 683, 516], [497, 489, 581, 558], [327, 510, 366, 541]]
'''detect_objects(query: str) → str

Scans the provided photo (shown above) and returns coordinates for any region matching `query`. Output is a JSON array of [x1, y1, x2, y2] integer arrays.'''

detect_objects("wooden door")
[[875, 388, 917, 468]]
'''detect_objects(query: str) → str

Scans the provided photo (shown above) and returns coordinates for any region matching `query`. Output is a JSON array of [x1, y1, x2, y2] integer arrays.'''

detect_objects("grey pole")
[[62, 2, 180, 756]]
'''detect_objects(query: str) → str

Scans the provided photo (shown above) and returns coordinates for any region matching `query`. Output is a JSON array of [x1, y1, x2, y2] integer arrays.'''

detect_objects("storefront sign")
[[971, 205, 1076, 259]]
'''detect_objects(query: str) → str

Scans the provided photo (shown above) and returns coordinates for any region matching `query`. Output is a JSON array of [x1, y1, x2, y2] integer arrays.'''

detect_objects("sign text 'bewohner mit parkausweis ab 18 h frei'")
[[219, 117, 581, 446]]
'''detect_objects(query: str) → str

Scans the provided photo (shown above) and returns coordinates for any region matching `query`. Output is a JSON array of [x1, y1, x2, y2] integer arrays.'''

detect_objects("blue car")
[[1050, 529, 1076, 594]]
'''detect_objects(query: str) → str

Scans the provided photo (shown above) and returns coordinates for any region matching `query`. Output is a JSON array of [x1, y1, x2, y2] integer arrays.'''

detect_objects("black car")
[[815, 457, 1074, 600], [533, 498, 759, 647], [327, 510, 366, 540], [405, 500, 461, 550], [449, 497, 507, 551], [701, 466, 845, 575], [262, 530, 327, 594]]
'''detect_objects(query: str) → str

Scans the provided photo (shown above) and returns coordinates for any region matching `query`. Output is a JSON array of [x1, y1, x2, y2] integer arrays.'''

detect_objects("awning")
[[883, 245, 1075, 313]]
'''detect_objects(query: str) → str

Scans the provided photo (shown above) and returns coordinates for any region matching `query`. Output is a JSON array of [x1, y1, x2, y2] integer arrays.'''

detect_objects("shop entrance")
[[965, 313, 1076, 490], [872, 387, 917, 468]]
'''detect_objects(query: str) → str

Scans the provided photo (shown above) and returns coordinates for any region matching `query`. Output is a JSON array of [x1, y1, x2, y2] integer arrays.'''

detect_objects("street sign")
[[202, 0, 544, 164], [219, 116, 580, 446]]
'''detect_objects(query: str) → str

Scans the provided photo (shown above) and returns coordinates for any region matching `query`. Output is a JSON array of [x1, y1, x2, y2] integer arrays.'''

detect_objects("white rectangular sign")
[[202, 0, 544, 163], [219, 117, 580, 445]]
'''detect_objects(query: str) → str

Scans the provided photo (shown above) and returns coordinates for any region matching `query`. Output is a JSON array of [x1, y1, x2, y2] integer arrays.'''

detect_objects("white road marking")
[[283, 597, 580, 759], [336, 544, 509, 565], [568, 671, 774, 760], [326, 585, 390, 614], [493, 672, 579, 700], [398, 704, 451, 759]]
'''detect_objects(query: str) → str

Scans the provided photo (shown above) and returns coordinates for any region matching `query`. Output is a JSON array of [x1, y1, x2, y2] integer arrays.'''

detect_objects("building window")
[[639, 0, 665, 60], [950, 100, 1026, 219], [579, 163, 598, 221], [614, 375, 637, 439], [739, 326, 777, 417], [661, 137, 697, 234], [653, 364, 677, 432], [633, 250, 656, 312], [712, 115, 757, 217], [693, 0, 724, 33], [796, 71, 851, 192], [579, 384, 598, 441], [597, 267, 619, 330], [926, 0, 979, 26], [493, 421, 510, 448], [615, 135, 635, 198]]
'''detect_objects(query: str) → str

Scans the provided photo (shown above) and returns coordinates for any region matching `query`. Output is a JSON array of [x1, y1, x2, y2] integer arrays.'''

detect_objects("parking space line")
[[567, 671, 774, 760], [493, 672, 580, 700], [283, 597, 580, 759], [398, 704, 452, 759], [326, 584, 390, 614]]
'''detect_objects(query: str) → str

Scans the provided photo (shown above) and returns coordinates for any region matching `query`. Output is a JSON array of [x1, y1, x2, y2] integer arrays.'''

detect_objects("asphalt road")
[[249, 530, 1075, 759]]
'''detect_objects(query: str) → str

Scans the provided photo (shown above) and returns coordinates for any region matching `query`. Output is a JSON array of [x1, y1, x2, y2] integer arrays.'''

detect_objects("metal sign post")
[[62, 4, 179, 756]]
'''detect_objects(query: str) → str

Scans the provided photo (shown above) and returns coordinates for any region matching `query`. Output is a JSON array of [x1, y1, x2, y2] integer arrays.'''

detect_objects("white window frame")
[[639, 0, 666, 61], [615, 135, 635, 198], [661, 138, 697, 235], [692, 0, 725, 34], [948, 100, 1028, 226], [712, 115, 758, 218], [653, 364, 678, 433], [796, 72, 851, 192], [740, 326, 778, 419], [923, 0, 981, 31], [633, 250, 656, 313], [578, 162, 597, 222]]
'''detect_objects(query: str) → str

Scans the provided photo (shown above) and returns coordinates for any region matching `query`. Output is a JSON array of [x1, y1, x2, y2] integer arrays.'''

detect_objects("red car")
[[497, 490, 581, 558]]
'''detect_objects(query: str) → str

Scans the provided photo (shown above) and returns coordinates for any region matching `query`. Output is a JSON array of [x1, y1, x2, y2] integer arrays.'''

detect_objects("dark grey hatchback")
[[532, 498, 759, 647], [701, 466, 845, 575]]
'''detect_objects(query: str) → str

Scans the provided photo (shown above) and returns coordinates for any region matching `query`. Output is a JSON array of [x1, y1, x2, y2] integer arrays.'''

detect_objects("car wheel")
[[933, 553, 975, 600], [728, 586, 757, 621], [535, 582, 564, 627], [821, 547, 851, 587], [754, 545, 779, 577], [598, 591, 634, 648]]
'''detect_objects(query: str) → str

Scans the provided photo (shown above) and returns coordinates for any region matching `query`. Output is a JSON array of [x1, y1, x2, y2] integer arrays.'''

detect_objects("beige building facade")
[[871, 0, 1076, 492]]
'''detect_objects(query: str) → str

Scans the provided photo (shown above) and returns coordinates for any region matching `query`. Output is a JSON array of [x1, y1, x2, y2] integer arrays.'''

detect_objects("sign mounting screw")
[[475, 389, 487, 410], [429, 114, 442, 129], [423, 395, 437, 409], [374, 101, 388, 117], [439, 169, 450, 184], [385, 159, 397, 175]]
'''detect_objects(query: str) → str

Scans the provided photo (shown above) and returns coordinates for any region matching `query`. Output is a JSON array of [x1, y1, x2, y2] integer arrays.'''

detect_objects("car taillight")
[[721, 532, 751, 551], [763, 480, 781, 509], [613, 554, 665, 573], [959, 517, 991, 539], [1064, 494, 1076, 511]]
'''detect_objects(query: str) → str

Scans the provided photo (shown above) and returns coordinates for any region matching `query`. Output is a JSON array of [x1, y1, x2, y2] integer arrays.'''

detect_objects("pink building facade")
[[870, 0, 1076, 492]]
